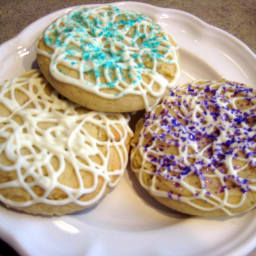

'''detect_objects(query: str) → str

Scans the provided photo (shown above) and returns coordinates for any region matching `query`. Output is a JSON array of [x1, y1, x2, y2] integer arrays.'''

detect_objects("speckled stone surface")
[[0, 0, 255, 53], [0, 0, 255, 256]]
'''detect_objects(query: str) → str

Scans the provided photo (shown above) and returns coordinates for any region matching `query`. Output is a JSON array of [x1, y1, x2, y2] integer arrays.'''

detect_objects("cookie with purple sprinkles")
[[130, 80, 256, 216]]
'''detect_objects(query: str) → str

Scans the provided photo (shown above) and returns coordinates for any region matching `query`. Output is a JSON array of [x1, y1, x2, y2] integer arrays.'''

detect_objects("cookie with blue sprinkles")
[[130, 80, 256, 216], [36, 5, 180, 112]]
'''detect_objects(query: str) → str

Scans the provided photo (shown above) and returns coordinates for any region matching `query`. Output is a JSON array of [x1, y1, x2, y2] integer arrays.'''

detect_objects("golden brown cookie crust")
[[37, 49, 162, 113]]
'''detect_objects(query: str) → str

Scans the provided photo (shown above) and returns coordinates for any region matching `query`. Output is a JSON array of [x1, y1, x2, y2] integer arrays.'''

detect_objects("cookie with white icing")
[[0, 70, 133, 215], [131, 80, 256, 216], [36, 5, 180, 112]]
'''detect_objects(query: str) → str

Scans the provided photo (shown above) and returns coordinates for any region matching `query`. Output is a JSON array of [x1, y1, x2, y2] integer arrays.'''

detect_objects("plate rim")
[[0, 2, 255, 256]]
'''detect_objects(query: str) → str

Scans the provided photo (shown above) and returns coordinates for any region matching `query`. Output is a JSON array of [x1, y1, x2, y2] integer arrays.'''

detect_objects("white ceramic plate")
[[0, 2, 256, 256]]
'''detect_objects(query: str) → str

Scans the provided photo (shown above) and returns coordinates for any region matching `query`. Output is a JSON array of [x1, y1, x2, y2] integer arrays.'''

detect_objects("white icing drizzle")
[[131, 80, 256, 215], [0, 70, 133, 207], [36, 5, 180, 110]]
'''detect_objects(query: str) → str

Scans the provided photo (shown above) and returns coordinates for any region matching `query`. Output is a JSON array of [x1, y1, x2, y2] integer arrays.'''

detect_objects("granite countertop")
[[0, 0, 255, 255], [0, 0, 255, 53]]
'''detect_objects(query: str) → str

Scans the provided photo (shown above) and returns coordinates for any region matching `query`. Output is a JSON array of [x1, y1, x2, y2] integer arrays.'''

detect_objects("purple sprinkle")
[[204, 85, 210, 93], [210, 112, 220, 120], [234, 116, 244, 124], [240, 188, 247, 194], [144, 121, 149, 127], [199, 172, 205, 181], [225, 138, 234, 147], [220, 186, 226, 193], [207, 134, 216, 140], [217, 153, 225, 160], [181, 166, 191, 175], [181, 137, 186, 142], [242, 179, 248, 184], [153, 114, 157, 120], [211, 89, 217, 95], [171, 161, 176, 166], [188, 133, 196, 141], [225, 149, 233, 155], [175, 141, 180, 147], [161, 156, 173, 167], [246, 152, 255, 158], [248, 134, 256, 142], [171, 118, 180, 127]]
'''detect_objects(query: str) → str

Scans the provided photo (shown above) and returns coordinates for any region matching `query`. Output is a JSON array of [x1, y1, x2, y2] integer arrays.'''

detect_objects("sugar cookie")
[[131, 80, 256, 216], [0, 70, 133, 215], [37, 6, 180, 112]]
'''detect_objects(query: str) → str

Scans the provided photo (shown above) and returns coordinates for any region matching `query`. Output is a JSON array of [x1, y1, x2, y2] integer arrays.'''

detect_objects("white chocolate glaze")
[[36, 6, 180, 110], [131, 80, 256, 215], [0, 70, 133, 207]]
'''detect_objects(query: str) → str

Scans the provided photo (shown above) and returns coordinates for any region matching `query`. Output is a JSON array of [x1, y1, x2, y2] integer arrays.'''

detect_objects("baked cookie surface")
[[131, 80, 256, 216], [37, 6, 180, 112], [0, 70, 133, 215]]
